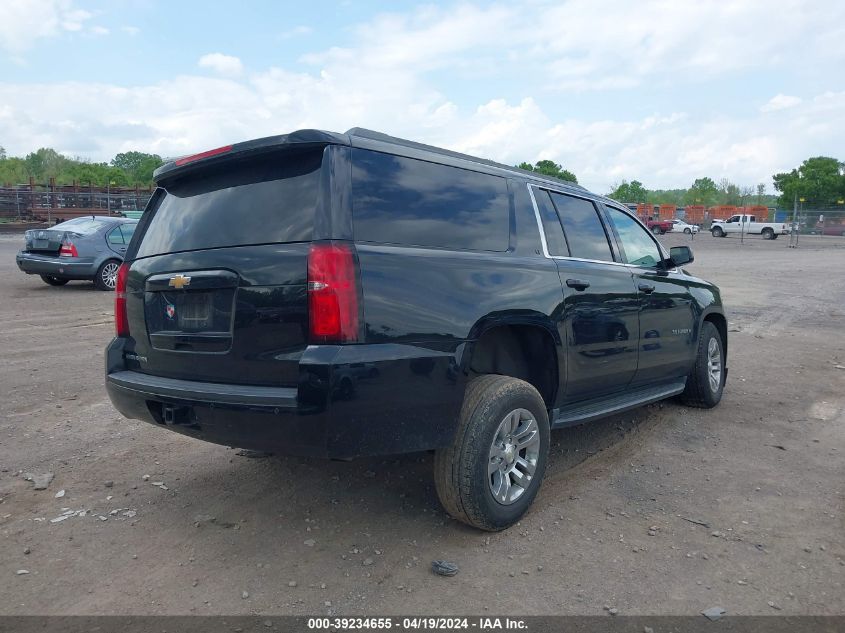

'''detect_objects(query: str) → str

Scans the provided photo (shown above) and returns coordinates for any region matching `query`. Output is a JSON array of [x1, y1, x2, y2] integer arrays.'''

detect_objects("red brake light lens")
[[114, 263, 130, 338], [307, 243, 359, 343], [59, 241, 78, 257], [174, 144, 233, 166]]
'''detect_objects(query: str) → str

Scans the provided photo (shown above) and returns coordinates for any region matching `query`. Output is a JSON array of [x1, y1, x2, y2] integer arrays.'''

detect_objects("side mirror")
[[668, 245, 694, 267]]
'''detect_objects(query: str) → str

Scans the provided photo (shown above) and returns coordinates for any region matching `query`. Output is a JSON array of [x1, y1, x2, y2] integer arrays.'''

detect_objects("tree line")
[[3, 144, 843, 209], [518, 156, 845, 209], [0, 146, 163, 188]]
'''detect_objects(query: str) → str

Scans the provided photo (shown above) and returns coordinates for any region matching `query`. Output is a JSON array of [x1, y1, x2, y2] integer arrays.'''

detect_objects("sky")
[[1, 0, 844, 193]]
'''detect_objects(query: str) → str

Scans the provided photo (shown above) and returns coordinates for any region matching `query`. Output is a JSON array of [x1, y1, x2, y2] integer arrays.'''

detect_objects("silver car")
[[16, 216, 138, 290]]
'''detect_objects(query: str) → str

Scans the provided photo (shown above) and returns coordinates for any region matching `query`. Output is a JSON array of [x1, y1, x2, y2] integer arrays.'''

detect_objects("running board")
[[550, 379, 687, 429]]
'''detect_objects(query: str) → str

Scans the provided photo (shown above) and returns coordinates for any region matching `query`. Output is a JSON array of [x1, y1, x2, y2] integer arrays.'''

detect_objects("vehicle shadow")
[[164, 402, 666, 537]]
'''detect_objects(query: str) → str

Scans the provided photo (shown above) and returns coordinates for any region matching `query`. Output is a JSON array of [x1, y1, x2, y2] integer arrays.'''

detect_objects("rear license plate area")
[[145, 288, 235, 352]]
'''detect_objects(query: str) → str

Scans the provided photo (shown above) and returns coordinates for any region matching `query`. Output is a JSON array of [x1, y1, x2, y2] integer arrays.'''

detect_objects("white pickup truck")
[[710, 214, 789, 239]]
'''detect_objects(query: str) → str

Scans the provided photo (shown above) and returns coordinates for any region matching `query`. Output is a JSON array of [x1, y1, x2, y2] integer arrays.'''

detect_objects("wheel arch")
[[701, 309, 728, 361], [463, 314, 561, 409]]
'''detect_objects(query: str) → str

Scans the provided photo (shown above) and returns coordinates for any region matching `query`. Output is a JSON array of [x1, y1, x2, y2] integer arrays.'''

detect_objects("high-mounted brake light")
[[59, 240, 78, 257], [114, 262, 130, 338], [307, 243, 359, 343], [174, 144, 233, 166]]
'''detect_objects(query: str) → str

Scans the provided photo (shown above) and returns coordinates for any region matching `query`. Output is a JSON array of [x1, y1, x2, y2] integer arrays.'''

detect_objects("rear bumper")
[[105, 338, 465, 459], [16, 251, 97, 278]]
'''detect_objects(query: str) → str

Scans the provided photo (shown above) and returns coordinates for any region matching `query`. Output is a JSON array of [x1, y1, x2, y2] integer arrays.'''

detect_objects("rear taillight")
[[115, 263, 130, 338], [307, 242, 359, 343], [59, 241, 78, 257]]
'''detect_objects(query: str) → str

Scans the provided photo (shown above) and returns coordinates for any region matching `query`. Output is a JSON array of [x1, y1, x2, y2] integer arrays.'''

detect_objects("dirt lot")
[[1, 232, 843, 616]]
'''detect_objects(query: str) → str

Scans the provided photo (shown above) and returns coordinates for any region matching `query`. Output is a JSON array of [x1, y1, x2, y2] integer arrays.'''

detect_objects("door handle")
[[566, 278, 591, 291], [638, 283, 656, 294]]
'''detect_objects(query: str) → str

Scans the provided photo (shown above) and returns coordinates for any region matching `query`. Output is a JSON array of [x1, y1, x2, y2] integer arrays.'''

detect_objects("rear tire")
[[434, 375, 549, 531], [684, 228, 691, 234], [95, 259, 121, 291], [40, 275, 68, 286], [762, 228, 774, 240], [681, 321, 725, 409], [652, 226, 661, 235]]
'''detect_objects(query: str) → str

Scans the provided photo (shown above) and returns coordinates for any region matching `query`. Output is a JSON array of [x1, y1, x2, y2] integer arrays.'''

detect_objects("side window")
[[107, 227, 124, 244], [605, 207, 662, 267], [120, 223, 136, 243], [532, 188, 569, 256], [351, 149, 509, 251], [549, 192, 614, 262]]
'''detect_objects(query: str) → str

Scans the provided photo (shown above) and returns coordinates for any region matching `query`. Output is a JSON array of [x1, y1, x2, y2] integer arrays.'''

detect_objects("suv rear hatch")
[[122, 145, 326, 387]]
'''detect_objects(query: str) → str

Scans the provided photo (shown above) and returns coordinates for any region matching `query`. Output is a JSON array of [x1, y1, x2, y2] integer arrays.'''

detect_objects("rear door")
[[106, 223, 131, 256], [532, 187, 640, 402], [122, 146, 327, 387]]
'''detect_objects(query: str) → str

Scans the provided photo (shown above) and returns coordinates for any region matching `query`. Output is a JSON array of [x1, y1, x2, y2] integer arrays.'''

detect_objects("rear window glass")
[[351, 149, 509, 251], [58, 217, 109, 235], [533, 189, 569, 256], [549, 192, 614, 262], [135, 149, 322, 258]]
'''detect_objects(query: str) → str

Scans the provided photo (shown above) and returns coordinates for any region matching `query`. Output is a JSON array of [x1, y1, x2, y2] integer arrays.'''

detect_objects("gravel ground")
[[0, 231, 843, 616]]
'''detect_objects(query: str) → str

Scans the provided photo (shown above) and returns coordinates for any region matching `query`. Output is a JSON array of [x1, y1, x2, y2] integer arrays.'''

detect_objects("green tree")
[[111, 151, 163, 184], [773, 157, 845, 208], [0, 146, 6, 160], [684, 177, 719, 206], [756, 183, 766, 205], [0, 157, 27, 185], [607, 179, 648, 202], [24, 148, 70, 181], [517, 159, 578, 184]]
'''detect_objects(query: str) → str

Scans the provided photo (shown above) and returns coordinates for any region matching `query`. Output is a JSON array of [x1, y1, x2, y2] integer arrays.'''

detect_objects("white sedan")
[[669, 219, 700, 234]]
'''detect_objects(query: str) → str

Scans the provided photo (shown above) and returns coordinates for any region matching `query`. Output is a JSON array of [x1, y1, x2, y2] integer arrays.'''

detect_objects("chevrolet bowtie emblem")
[[168, 274, 192, 289]]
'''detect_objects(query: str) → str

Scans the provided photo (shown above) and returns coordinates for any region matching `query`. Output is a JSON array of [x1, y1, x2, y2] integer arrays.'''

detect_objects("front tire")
[[711, 226, 724, 237], [434, 375, 550, 531], [95, 259, 121, 291], [40, 274, 68, 286], [652, 226, 661, 235], [681, 321, 725, 409], [684, 228, 691, 234]]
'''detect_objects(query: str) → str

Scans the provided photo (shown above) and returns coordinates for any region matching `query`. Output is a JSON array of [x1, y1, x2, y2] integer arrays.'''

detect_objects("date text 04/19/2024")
[[306, 617, 528, 630]]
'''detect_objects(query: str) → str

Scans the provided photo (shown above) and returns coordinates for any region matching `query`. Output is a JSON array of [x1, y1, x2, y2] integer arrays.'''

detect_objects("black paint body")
[[105, 129, 726, 458]]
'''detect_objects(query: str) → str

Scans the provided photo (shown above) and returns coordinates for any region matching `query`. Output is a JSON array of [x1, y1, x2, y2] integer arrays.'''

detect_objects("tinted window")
[[351, 149, 509, 251], [605, 207, 662, 267], [136, 149, 322, 258], [549, 193, 613, 262], [107, 228, 124, 244], [120, 223, 137, 243], [533, 189, 569, 256]]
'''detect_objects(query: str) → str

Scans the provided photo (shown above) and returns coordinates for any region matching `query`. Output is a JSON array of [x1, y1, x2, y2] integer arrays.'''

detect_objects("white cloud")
[[0, 0, 93, 52], [1, 1, 844, 194], [121, 26, 140, 36], [197, 53, 244, 77], [90, 25, 109, 36], [761, 94, 803, 112]]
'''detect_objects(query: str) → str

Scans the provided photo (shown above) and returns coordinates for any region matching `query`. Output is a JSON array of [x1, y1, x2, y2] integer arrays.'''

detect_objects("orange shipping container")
[[659, 204, 677, 219], [684, 205, 705, 223], [709, 205, 737, 220]]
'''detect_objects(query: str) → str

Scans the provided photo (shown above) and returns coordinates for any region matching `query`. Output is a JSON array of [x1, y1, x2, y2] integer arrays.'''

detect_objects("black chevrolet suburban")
[[106, 128, 727, 530]]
